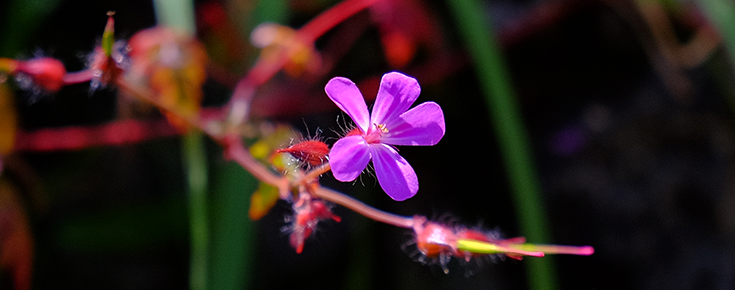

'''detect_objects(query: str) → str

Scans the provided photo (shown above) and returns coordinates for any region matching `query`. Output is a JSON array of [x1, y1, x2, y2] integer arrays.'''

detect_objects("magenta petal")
[[371, 72, 421, 126], [382, 102, 446, 146], [325, 77, 370, 133], [329, 136, 371, 182], [371, 144, 418, 201]]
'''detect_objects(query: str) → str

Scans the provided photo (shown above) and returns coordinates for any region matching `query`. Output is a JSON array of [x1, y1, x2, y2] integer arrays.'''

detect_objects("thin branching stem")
[[299, 163, 332, 185], [313, 186, 414, 229], [62, 69, 95, 85], [116, 78, 415, 230], [224, 0, 386, 125], [223, 139, 291, 198]]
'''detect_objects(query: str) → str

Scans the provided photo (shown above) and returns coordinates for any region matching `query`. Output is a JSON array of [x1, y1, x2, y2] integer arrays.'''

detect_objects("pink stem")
[[313, 186, 414, 228], [301, 163, 332, 183], [225, 0, 386, 123], [224, 138, 290, 197], [62, 69, 96, 85], [298, 0, 385, 42], [15, 108, 223, 152], [15, 118, 177, 151], [513, 244, 595, 256]]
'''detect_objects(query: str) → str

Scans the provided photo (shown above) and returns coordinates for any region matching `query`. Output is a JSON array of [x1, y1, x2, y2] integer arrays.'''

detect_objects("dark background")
[[2, 0, 734, 289]]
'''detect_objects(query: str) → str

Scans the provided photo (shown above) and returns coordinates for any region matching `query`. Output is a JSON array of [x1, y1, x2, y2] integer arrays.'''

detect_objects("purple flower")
[[326, 72, 445, 201]]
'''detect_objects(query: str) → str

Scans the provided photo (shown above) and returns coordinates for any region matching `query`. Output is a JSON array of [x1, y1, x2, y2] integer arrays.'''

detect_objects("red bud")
[[276, 140, 329, 167], [15, 57, 66, 92]]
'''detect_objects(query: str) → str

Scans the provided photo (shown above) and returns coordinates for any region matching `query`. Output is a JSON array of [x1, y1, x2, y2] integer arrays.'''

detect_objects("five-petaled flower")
[[326, 72, 445, 201]]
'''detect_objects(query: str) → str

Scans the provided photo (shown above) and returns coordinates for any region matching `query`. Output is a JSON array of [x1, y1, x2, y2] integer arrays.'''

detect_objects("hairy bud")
[[276, 140, 329, 167], [15, 57, 66, 93], [286, 196, 340, 253]]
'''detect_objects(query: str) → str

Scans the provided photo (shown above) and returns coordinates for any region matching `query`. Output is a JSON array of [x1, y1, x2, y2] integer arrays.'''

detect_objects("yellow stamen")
[[375, 123, 389, 133]]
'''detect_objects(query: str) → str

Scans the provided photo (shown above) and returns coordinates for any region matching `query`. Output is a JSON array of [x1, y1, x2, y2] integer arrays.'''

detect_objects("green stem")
[[183, 132, 209, 290], [208, 159, 256, 290], [150, 1, 204, 289], [697, 0, 735, 113], [445, 1, 557, 290]]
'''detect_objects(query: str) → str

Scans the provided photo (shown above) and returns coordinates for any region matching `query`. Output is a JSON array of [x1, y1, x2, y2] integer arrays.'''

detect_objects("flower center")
[[364, 123, 388, 144]]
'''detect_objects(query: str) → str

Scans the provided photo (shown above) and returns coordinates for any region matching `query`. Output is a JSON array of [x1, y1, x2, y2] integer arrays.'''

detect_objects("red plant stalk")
[[225, 0, 386, 126]]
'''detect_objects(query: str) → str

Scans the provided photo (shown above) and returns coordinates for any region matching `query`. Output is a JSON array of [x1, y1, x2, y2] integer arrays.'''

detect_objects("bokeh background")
[[1, 0, 734, 289]]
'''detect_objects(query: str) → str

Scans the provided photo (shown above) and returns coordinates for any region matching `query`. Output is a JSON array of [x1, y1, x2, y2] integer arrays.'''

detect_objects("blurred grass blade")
[[150, 1, 207, 289], [697, 0, 735, 112], [208, 158, 256, 290], [698, 0, 735, 67], [183, 132, 209, 290], [445, 1, 557, 290], [153, 0, 196, 34], [253, 0, 289, 25]]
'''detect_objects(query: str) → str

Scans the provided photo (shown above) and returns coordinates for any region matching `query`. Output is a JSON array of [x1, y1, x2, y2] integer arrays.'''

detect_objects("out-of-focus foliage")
[[0, 84, 17, 156], [0, 179, 33, 290], [248, 124, 298, 219], [127, 27, 208, 131]]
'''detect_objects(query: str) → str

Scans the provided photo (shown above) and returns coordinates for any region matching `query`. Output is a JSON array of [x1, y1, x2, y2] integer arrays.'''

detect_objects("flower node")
[[286, 195, 341, 253], [88, 41, 129, 92], [415, 222, 456, 258]]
